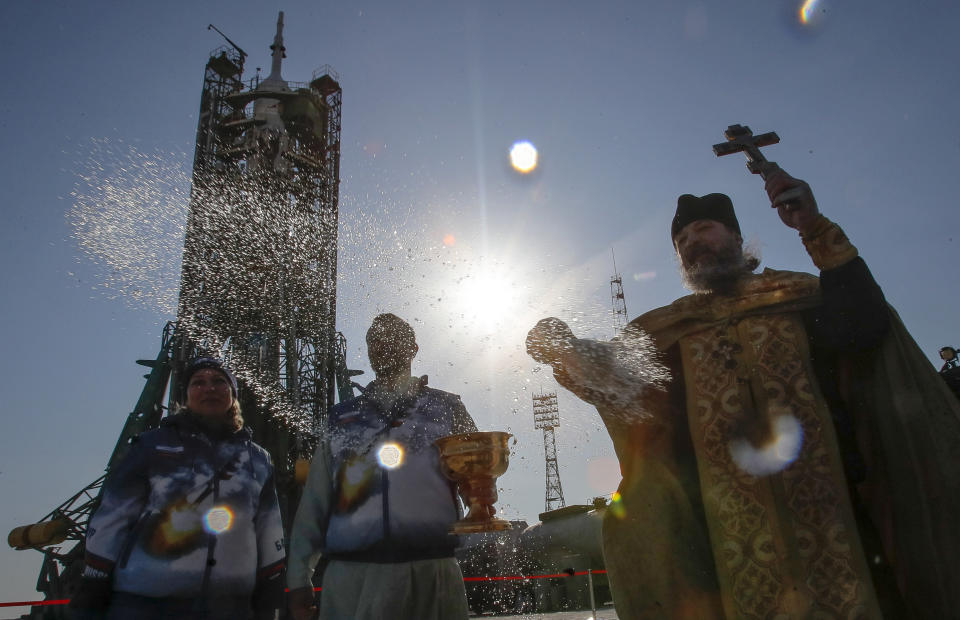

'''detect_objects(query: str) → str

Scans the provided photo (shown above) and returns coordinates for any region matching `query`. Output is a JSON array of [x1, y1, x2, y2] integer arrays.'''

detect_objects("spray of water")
[[66, 138, 642, 503], [67, 138, 190, 315]]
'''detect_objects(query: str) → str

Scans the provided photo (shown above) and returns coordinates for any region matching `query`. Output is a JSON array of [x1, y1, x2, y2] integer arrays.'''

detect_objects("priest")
[[527, 168, 960, 619]]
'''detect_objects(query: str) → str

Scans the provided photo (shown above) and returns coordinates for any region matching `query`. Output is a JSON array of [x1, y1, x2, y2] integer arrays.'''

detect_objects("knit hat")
[[671, 193, 741, 239], [182, 357, 238, 398]]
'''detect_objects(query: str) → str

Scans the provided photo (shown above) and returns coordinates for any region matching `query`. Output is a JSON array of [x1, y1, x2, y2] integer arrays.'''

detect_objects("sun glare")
[[456, 265, 521, 332], [799, 0, 818, 24], [509, 140, 538, 173]]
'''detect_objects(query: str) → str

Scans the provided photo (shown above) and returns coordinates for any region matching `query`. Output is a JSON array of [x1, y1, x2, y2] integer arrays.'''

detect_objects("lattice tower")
[[174, 12, 342, 520], [532, 391, 566, 511], [10, 16, 346, 608], [611, 249, 628, 336]]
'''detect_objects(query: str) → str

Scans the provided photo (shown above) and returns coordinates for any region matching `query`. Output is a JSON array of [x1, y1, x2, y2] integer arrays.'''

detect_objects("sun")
[[455, 262, 522, 333]]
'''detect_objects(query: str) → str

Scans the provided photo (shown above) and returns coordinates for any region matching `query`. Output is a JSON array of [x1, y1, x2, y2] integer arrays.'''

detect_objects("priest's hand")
[[765, 168, 819, 235], [526, 318, 575, 367]]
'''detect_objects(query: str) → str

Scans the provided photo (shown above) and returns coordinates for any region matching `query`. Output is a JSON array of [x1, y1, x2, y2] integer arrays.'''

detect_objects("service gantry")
[[174, 11, 344, 521], [9, 15, 350, 613], [532, 391, 566, 512]]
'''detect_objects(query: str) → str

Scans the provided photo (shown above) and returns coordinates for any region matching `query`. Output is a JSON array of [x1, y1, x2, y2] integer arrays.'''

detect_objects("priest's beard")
[[680, 239, 760, 295]]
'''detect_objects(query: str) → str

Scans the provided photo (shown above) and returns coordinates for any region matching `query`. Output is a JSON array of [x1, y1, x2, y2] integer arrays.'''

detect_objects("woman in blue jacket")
[[71, 357, 285, 620]]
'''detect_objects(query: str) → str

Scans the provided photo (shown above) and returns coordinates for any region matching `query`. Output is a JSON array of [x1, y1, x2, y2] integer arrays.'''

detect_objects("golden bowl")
[[435, 431, 513, 534]]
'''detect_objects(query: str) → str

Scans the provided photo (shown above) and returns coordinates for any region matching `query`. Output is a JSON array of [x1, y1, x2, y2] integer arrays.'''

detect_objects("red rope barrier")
[[465, 569, 607, 582], [0, 570, 605, 608], [0, 599, 69, 608]]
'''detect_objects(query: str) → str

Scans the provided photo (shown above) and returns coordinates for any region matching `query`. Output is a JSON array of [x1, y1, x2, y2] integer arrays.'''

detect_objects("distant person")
[[287, 313, 477, 620], [527, 167, 960, 618], [939, 345, 960, 399], [70, 357, 285, 620]]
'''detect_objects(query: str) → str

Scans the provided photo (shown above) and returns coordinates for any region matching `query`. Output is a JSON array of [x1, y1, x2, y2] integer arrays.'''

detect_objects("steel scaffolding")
[[610, 249, 628, 336], [12, 16, 347, 615], [174, 14, 344, 523]]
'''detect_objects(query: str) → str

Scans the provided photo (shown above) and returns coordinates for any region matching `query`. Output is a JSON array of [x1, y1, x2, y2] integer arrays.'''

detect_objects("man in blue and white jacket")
[[288, 314, 477, 620]]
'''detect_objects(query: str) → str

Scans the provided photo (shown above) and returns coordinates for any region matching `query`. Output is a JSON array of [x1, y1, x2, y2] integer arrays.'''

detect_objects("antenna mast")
[[610, 249, 628, 336]]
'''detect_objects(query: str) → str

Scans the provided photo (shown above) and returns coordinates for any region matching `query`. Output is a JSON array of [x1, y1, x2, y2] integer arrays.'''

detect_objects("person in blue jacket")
[[938, 345, 960, 399], [287, 313, 477, 620], [70, 357, 285, 620]]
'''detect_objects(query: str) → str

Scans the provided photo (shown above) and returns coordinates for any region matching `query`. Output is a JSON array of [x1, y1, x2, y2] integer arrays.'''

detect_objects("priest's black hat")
[[671, 193, 741, 239]]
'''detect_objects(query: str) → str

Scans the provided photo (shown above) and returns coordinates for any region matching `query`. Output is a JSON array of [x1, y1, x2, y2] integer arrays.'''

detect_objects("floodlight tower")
[[175, 11, 343, 516], [532, 391, 566, 511], [610, 249, 628, 336]]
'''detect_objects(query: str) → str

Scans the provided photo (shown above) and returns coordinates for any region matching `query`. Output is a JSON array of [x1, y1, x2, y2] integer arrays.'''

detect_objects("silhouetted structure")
[[10, 16, 347, 616], [532, 391, 566, 511], [610, 250, 628, 336]]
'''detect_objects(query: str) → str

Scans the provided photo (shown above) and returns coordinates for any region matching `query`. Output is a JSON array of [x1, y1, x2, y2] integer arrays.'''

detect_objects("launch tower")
[[174, 12, 343, 517], [10, 15, 347, 613]]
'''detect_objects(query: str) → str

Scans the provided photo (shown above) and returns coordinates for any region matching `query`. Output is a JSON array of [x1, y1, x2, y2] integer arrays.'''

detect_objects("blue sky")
[[1, 0, 959, 606]]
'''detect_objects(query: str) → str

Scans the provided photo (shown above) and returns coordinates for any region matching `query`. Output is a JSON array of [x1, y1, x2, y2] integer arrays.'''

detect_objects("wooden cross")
[[713, 124, 780, 180]]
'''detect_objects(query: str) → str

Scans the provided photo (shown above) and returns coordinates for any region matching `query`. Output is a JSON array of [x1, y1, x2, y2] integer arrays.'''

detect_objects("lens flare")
[[799, 0, 818, 24], [607, 491, 627, 519], [728, 414, 804, 476], [509, 140, 538, 173], [203, 506, 234, 534], [377, 442, 404, 469]]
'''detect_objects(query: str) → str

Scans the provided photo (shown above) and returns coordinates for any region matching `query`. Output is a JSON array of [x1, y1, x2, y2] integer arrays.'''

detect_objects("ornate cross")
[[713, 124, 780, 179]]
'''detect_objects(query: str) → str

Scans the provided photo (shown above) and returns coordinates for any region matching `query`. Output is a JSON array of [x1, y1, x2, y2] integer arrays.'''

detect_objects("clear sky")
[[2, 0, 959, 606]]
